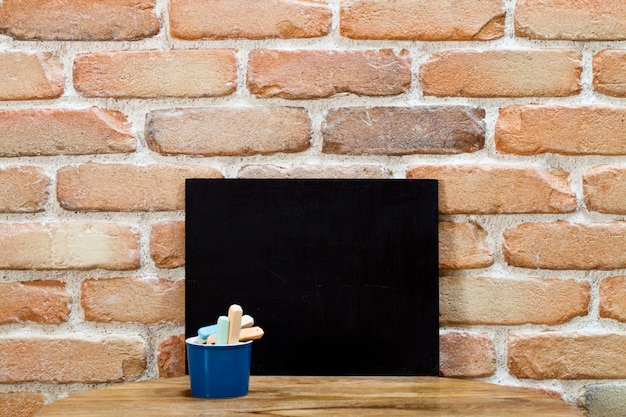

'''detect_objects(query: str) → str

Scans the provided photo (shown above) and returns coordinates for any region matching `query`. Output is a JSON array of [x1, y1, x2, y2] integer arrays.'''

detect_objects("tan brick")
[[0, 281, 71, 324], [238, 164, 392, 178], [158, 334, 186, 378], [516, 0, 626, 41], [341, 0, 504, 41], [420, 49, 582, 97], [248, 49, 411, 99], [0, 0, 159, 41], [0, 52, 64, 100], [170, 0, 331, 40], [0, 108, 135, 157], [57, 163, 222, 211], [322, 106, 484, 156], [593, 50, 626, 97], [407, 165, 575, 214], [600, 276, 626, 322], [439, 221, 493, 269], [0, 222, 140, 270], [584, 165, 626, 214], [0, 392, 45, 417], [151, 221, 184, 269], [440, 276, 589, 325], [508, 332, 626, 379], [82, 277, 184, 324], [74, 50, 237, 98], [440, 332, 496, 378], [146, 107, 311, 157], [0, 336, 146, 383], [503, 221, 626, 270], [495, 105, 626, 156], [0, 166, 49, 213]]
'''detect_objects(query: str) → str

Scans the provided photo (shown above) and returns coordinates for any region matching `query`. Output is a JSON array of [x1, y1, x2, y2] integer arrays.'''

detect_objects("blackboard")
[[185, 179, 439, 375]]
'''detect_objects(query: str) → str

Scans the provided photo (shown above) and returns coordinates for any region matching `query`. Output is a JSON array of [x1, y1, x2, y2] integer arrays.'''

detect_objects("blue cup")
[[186, 337, 253, 398]]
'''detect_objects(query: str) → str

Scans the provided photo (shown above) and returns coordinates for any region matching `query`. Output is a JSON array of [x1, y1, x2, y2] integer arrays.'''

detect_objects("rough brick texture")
[[146, 107, 311, 156], [593, 50, 626, 97], [82, 278, 184, 324], [0, 166, 49, 213], [158, 334, 186, 378], [0, 222, 140, 270], [0, 392, 45, 417], [508, 332, 626, 379], [439, 221, 493, 269], [74, 50, 237, 98], [407, 165, 576, 214], [0, 0, 159, 41], [341, 0, 504, 41], [579, 384, 626, 417], [599, 276, 626, 322], [503, 221, 626, 270], [0, 281, 71, 324], [248, 49, 412, 99], [0, 52, 64, 100], [322, 106, 485, 155], [0, 108, 135, 157], [584, 165, 626, 214], [440, 276, 589, 325], [440, 332, 496, 378], [57, 163, 222, 211], [238, 164, 392, 178], [151, 221, 185, 269], [420, 49, 582, 97], [0, 337, 146, 383], [169, 0, 331, 39], [496, 105, 626, 155], [516, 0, 626, 41]]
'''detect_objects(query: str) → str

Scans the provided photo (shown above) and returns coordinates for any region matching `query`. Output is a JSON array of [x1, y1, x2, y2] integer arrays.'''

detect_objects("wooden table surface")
[[34, 375, 584, 416]]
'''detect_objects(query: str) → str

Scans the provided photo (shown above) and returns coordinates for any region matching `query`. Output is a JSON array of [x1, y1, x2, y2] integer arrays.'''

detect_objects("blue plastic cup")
[[185, 337, 253, 398]]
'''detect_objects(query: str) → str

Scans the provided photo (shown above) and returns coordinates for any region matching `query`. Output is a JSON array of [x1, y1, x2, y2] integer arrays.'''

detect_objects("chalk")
[[215, 316, 229, 345], [197, 324, 217, 343], [206, 326, 264, 344], [241, 314, 254, 329], [227, 304, 243, 345]]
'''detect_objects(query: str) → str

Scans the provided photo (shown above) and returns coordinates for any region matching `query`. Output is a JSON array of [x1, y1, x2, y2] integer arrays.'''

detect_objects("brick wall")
[[1, 0, 626, 415]]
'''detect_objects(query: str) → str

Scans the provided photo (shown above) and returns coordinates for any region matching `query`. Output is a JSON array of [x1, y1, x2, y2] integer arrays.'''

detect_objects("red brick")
[[496, 105, 626, 155], [515, 0, 626, 41], [407, 165, 575, 214], [0, 108, 135, 157], [584, 165, 626, 214], [0, 281, 71, 324], [440, 332, 496, 378], [248, 49, 411, 99], [0, 392, 45, 417], [57, 163, 222, 211], [439, 221, 493, 269], [420, 49, 582, 97], [0, 0, 159, 41], [238, 164, 392, 178], [158, 334, 186, 378], [74, 50, 237, 98], [170, 0, 330, 39], [341, 0, 504, 41], [593, 50, 626, 97], [322, 106, 484, 155], [0, 52, 64, 100], [151, 221, 185, 269], [146, 107, 311, 157], [0, 166, 49, 213], [600, 276, 626, 322]]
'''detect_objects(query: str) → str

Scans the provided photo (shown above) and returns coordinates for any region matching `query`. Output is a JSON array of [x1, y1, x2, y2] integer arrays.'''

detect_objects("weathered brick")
[[593, 50, 626, 97], [440, 276, 589, 325], [322, 106, 484, 155], [0, 52, 64, 100], [579, 384, 626, 417], [151, 221, 185, 269], [508, 332, 626, 379], [420, 49, 582, 97], [170, 0, 330, 39], [0, 107, 135, 157], [0, 336, 146, 383], [503, 221, 626, 270], [82, 277, 184, 324], [341, 0, 504, 41], [158, 334, 186, 378], [0, 0, 159, 41], [248, 49, 411, 99], [238, 164, 392, 178], [0, 222, 140, 270], [0, 166, 49, 213], [57, 163, 222, 211], [407, 165, 575, 214], [516, 0, 626, 41], [0, 392, 45, 417], [495, 105, 626, 155], [584, 165, 626, 214], [146, 107, 311, 157], [439, 221, 493, 269], [74, 50, 237, 98], [0, 281, 71, 324], [600, 276, 626, 322], [440, 332, 496, 378]]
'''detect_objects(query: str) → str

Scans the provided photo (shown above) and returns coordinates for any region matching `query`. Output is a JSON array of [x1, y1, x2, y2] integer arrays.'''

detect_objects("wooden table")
[[34, 376, 584, 416]]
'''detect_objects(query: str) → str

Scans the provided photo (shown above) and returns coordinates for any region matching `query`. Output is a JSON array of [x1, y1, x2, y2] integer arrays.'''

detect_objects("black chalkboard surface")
[[185, 179, 438, 375]]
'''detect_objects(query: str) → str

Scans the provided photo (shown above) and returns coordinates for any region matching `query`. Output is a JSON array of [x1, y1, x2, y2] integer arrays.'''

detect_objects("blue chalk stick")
[[197, 324, 217, 341]]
